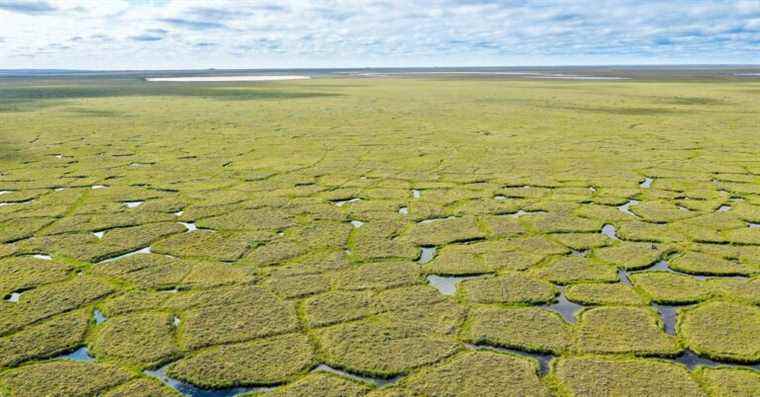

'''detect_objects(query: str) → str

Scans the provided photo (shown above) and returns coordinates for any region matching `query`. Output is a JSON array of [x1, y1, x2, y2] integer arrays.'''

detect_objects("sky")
[[0, 0, 759, 69]]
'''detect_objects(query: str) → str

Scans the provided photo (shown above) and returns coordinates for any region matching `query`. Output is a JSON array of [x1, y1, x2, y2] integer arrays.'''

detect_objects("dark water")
[[546, 287, 584, 323], [674, 350, 760, 370], [653, 304, 679, 336]]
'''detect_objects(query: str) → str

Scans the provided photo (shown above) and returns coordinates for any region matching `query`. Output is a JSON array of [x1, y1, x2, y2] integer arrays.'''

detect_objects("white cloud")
[[0, 0, 758, 69]]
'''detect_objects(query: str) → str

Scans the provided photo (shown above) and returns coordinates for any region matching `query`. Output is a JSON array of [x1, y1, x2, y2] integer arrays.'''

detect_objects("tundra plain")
[[0, 75, 759, 396]]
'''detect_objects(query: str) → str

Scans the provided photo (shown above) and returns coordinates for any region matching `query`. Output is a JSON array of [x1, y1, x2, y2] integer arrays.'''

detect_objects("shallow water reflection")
[[333, 198, 361, 207], [93, 309, 107, 324], [601, 224, 619, 240], [124, 201, 144, 209], [640, 178, 653, 188], [312, 364, 402, 387], [546, 287, 584, 323], [418, 246, 437, 264], [60, 347, 95, 362], [145, 364, 268, 397], [179, 222, 197, 232], [6, 292, 21, 302], [653, 304, 679, 336], [100, 246, 152, 263], [426, 274, 483, 295]]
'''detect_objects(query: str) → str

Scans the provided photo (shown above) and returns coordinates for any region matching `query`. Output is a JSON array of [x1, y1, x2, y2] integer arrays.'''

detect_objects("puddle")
[[717, 205, 731, 212], [93, 309, 107, 324], [124, 201, 144, 209], [546, 287, 584, 323], [146, 364, 269, 397], [91, 185, 108, 189], [589, 186, 597, 192], [634, 260, 676, 274], [418, 216, 456, 225], [601, 224, 619, 240], [412, 189, 421, 199], [570, 250, 589, 257], [59, 347, 95, 362], [494, 195, 507, 201], [312, 364, 401, 387], [426, 275, 483, 295], [398, 206, 409, 215], [507, 210, 539, 218], [618, 269, 632, 286], [93, 231, 105, 239], [179, 222, 197, 232], [99, 247, 152, 263], [33, 254, 52, 260], [333, 198, 361, 207], [55, 154, 63, 159], [640, 178, 653, 188], [174, 210, 184, 217], [418, 246, 437, 264], [677, 205, 691, 212], [654, 304, 679, 336], [749, 223, 760, 229], [350, 220, 365, 228], [5, 292, 22, 303], [674, 350, 760, 370], [55, 187, 65, 191], [465, 344, 553, 376]]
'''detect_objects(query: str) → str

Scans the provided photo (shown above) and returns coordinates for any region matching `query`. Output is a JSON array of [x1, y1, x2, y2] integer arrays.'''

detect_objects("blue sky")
[[1, 0, 758, 69]]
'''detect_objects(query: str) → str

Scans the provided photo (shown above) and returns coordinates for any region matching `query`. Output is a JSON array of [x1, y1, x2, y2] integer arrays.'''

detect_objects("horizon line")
[[2, 63, 760, 73]]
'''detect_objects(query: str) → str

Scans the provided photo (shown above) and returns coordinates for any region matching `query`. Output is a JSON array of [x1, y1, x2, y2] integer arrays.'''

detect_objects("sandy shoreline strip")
[[145, 75, 311, 82]]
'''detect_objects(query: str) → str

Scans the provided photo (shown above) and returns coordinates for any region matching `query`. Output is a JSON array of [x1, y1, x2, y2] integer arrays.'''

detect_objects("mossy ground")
[[0, 76, 759, 395]]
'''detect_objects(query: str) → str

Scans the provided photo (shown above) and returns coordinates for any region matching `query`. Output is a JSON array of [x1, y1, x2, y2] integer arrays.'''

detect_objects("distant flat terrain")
[[0, 75, 759, 396]]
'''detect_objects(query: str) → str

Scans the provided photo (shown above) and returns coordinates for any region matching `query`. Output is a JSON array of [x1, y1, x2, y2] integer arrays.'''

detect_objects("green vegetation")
[[573, 306, 681, 356], [381, 351, 551, 396], [1, 75, 760, 395], [551, 356, 706, 396], [679, 301, 760, 362], [464, 306, 572, 354]]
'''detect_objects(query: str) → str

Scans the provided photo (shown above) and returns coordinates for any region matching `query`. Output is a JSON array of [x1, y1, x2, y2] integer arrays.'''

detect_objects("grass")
[[0, 75, 759, 394]]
